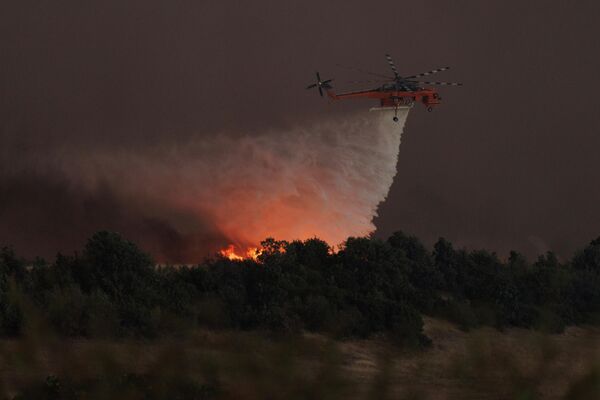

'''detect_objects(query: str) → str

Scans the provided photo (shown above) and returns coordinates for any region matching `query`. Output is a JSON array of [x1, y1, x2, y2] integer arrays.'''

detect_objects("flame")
[[219, 244, 262, 261]]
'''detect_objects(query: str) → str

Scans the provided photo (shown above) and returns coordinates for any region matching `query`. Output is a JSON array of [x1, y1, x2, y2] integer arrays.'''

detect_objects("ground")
[[0, 318, 598, 399]]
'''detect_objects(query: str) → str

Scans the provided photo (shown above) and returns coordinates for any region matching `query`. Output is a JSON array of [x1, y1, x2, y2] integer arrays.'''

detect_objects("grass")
[[0, 318, 598, 399]]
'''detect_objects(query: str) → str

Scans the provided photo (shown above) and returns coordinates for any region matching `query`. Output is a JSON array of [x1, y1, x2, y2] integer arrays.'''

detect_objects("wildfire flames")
[[219, 244, 262, 261]]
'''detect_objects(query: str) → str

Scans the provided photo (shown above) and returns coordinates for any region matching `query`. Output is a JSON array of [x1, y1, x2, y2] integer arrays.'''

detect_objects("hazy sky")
[[1, 1, 599, 260]]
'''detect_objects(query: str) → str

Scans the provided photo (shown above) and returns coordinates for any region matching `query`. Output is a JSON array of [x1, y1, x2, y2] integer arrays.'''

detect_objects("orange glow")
[[219, 244, 262, 261], [163, 112, 407, 263]]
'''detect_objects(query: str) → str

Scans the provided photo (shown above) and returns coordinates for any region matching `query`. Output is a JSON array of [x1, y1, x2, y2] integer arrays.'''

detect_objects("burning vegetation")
[[219, 244, 262, 261]]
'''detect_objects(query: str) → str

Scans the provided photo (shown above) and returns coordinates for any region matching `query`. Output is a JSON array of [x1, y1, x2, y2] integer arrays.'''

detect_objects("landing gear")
[[393, 116, 399, 122], [427, 107, 433, 112]]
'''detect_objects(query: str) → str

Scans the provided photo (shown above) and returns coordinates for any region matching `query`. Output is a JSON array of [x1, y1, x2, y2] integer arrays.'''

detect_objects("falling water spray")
[[3, 109, 410, 261]]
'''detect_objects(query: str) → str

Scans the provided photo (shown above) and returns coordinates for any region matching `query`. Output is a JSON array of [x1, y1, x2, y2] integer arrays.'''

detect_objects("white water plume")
[[3, 109, 410, 259]]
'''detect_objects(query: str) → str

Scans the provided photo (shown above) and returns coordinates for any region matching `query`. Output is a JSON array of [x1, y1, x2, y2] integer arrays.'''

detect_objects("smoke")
[[0, 109, 409, 262]]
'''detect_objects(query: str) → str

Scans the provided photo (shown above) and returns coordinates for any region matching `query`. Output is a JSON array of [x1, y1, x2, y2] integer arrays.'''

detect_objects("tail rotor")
[[306, 72, 333, 97]]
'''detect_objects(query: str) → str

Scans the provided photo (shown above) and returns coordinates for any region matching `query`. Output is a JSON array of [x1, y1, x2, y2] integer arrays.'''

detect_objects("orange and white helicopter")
[[306, 54, 462, 122]]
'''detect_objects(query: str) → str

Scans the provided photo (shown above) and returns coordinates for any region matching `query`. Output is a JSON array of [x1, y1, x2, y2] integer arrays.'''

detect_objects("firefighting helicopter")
[[306, 54, 462, 122]]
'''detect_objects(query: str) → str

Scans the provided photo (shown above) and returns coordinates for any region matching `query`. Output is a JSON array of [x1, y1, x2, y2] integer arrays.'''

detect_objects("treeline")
[[1, 231, 600, 345]]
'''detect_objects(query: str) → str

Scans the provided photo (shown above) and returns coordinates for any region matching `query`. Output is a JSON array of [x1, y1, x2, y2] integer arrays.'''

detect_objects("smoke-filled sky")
[[1, 0, 600, 260]]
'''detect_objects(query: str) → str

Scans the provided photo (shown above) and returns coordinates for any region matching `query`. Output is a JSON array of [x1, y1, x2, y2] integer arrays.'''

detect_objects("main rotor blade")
[[336, 64, 391, 79], [405, 67, 450, 79], [306, 83, 317, 89], [385, 54, 399, 78], [318, 86, 323, 97], [414, 81, 463, 86]]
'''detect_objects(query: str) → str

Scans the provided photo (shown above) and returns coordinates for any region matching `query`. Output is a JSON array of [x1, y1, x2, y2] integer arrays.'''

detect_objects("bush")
[[47, 286, 89, 337], [1, 300, 24, 337]]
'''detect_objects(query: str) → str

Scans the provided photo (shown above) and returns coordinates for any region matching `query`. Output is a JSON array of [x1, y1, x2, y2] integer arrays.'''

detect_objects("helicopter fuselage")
[[326, 86, 441, 111]]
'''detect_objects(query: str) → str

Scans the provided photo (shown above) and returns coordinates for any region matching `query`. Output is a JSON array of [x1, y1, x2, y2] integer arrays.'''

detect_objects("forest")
[[2, 230, 599, 345]]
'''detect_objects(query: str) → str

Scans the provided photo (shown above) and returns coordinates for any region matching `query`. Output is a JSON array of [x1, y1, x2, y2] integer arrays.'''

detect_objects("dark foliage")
[[1, 231, 600, 345], [12, 373, 219, 400]]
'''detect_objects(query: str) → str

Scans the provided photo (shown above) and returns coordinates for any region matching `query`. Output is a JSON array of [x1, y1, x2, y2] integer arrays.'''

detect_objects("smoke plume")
[[1, 110, 409, 262]]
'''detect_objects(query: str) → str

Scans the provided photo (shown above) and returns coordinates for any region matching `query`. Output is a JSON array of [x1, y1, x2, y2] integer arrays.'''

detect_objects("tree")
[[433, 237, 459, 292], [81, 231, 158, 336]]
